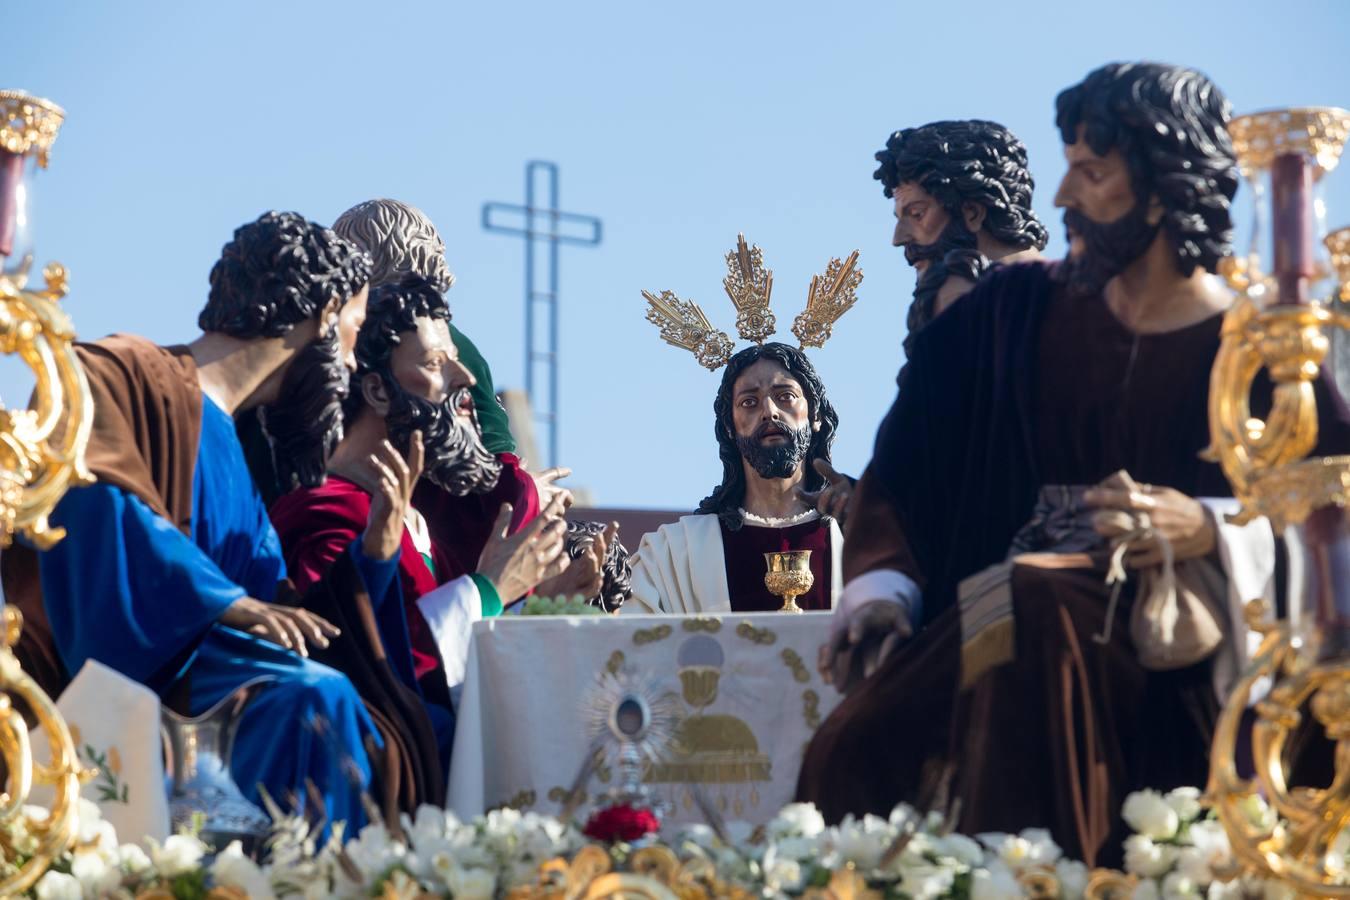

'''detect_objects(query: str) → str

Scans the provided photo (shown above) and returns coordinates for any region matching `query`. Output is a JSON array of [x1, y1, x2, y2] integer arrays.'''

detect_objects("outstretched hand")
[[532, 466, 575, 512], [819, 599, 913, 694], [476, 494, 571, 601], [797, 459, 855, 524], [362, 432, 425, 562]]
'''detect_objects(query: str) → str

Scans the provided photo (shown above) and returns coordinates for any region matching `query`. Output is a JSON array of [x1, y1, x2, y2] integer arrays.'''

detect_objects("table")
[[448, 611, 840, 826]]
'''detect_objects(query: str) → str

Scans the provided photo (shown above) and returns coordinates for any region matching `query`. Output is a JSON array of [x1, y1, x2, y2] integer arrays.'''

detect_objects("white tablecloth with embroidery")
[[447, 611, 839, 826]]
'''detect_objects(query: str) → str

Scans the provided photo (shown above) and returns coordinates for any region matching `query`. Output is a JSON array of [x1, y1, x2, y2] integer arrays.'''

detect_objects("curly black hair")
[[874, 120, 1049, 252], [565, 520, 634, 613], [352, 275, 449, 386], [697, 343, 838, 530], [200, 210, 373, 337], [1055, 62, 1238, 276]]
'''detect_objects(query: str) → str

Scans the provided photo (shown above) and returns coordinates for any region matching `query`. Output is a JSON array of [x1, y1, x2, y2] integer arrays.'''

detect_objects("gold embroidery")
[[736, 621, 777, 645], [632, 625, 673, 646], [681, 617, 722, 633], [780, 648, 810, 682]]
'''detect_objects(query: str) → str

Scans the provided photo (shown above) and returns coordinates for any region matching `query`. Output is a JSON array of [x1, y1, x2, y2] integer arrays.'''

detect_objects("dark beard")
[[1053, 204, 1160, 297], [384, 382, 502, 496], [902, 216, 977, 267], [261, 330, 349, 493], [734, 421, 812, 479]]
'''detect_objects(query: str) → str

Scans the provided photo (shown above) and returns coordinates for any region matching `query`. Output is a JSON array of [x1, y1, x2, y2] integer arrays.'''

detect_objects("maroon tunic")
[[720, 518, 832, 612]]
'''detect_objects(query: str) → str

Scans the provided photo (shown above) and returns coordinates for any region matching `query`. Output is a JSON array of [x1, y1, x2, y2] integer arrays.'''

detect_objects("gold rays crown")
[[642, 234, 862, 371]]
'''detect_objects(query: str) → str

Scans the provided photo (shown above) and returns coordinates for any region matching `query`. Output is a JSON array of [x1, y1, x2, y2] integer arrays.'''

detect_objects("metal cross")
[[482, 161, 602, 468]]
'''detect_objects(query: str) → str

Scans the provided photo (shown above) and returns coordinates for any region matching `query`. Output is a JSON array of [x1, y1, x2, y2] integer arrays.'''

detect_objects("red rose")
[[582, 803, 660, 843]]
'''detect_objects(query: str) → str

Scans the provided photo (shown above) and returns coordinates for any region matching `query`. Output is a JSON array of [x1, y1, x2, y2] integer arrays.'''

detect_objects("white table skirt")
[[447, 611, 840, 826]]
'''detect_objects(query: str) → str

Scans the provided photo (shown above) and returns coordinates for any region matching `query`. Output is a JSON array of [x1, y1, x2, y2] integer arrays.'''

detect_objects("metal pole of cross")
[[482, 161, 602, 468]]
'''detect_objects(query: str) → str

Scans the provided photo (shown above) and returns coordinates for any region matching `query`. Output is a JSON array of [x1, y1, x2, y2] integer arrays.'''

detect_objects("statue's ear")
[[962, 201, 987, 234], [362, 372, 391, 416]]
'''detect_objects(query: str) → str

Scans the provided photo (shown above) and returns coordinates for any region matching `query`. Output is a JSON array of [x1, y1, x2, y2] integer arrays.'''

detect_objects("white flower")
[[212, 840, 276, 900], [1206, 879, 1247, 899], [933, 832, 984, 867], [119, 842, 152, 875], [1125, 835, 1180, 878], [1133, 880, 1162, 900], [675, 824, 720, 851], [969, 860, 1023, 900], [343, 823, 406, 882], [1162, 870, 1203, 899], [1237, 795, 1276, 834], [768, 802, 827, 839], [1166, 787, 1204, 824], [774, 835, 820, 861], [1056, 859, 1090, 899], [71, 849, 122, 895], [1124, 790, 1181, 841], [444, 865, 497, 900], [899, 862, 957, 899], [976, 829, 1060, 872], [763, 851, 804, 893], [1175, 820, 1232, 885], [152, 833, 207, 876], [829, 814, 892, 870], [33, 870, 82, 900]]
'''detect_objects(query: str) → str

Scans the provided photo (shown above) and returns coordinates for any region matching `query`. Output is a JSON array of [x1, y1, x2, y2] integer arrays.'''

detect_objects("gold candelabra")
[[0, 90, 97, 893], [1204, 105, 1350, 895]]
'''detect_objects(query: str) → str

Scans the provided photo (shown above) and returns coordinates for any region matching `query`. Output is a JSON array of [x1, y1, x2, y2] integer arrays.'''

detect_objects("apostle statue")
[[875, 119, 1047, 352], [627, 236, 862, 614], [798, 62, 1350, 866], [270, 275, 580, 776], [2, 211, 387, 832], [326, 198, 603, 594]]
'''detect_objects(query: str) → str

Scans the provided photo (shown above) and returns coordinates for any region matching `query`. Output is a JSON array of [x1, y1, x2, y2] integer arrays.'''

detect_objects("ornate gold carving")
[[723, 234, 775, 344], [0, 609, 96, 895], [1203, 295, 1346, 528], [0, 92, 65, 168], [1229, 107, 1350, 176], [0, 261, 94, 548], [632, 625, 673, 646], [1203, 614, 1350, 895], [735, 621, 777, 646], [547, 785, 588, 808], [1329, 227, 1350, 302], [791, 251, 863, 350], [508, 844, 763, 900], [1083, 869, 1139, 900], [764, 550, 813, 613], [681, 617, 722, 633], [641, 290, 734, 372], [643, 235, 863, 370]]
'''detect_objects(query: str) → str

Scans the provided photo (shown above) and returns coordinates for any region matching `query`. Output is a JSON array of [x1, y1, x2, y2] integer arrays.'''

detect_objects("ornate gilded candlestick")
[[763, 550, 812, 613], [1204, 105, 1350, 895], [0, 90, 97, 894]]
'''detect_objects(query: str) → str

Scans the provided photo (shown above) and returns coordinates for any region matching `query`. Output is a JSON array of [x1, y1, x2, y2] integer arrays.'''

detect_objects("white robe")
[[624, 513, 844, 615]]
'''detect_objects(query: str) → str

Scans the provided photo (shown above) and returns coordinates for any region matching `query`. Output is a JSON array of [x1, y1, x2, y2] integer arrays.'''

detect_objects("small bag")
[[1094, 472, 1227, 671]]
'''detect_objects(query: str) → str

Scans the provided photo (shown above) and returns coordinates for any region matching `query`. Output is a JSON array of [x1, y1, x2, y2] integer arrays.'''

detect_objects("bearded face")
[[383, 377, 502, 496], [735, 419, 813, 479], [903, 216, 978, 269], [1053, 204, 1159, 298], [261, 328, 349, 492]]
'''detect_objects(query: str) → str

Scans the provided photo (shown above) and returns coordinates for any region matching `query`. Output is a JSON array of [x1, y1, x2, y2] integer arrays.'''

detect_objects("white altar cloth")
[[448, 611, 839, 826]]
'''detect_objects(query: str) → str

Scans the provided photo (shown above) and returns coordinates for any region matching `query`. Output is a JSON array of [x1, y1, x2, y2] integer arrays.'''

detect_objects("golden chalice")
[[764, 550, 813, 613]]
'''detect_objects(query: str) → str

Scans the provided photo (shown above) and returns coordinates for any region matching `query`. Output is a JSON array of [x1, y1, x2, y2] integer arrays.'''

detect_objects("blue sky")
[[9, 0, 1350, 509]]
